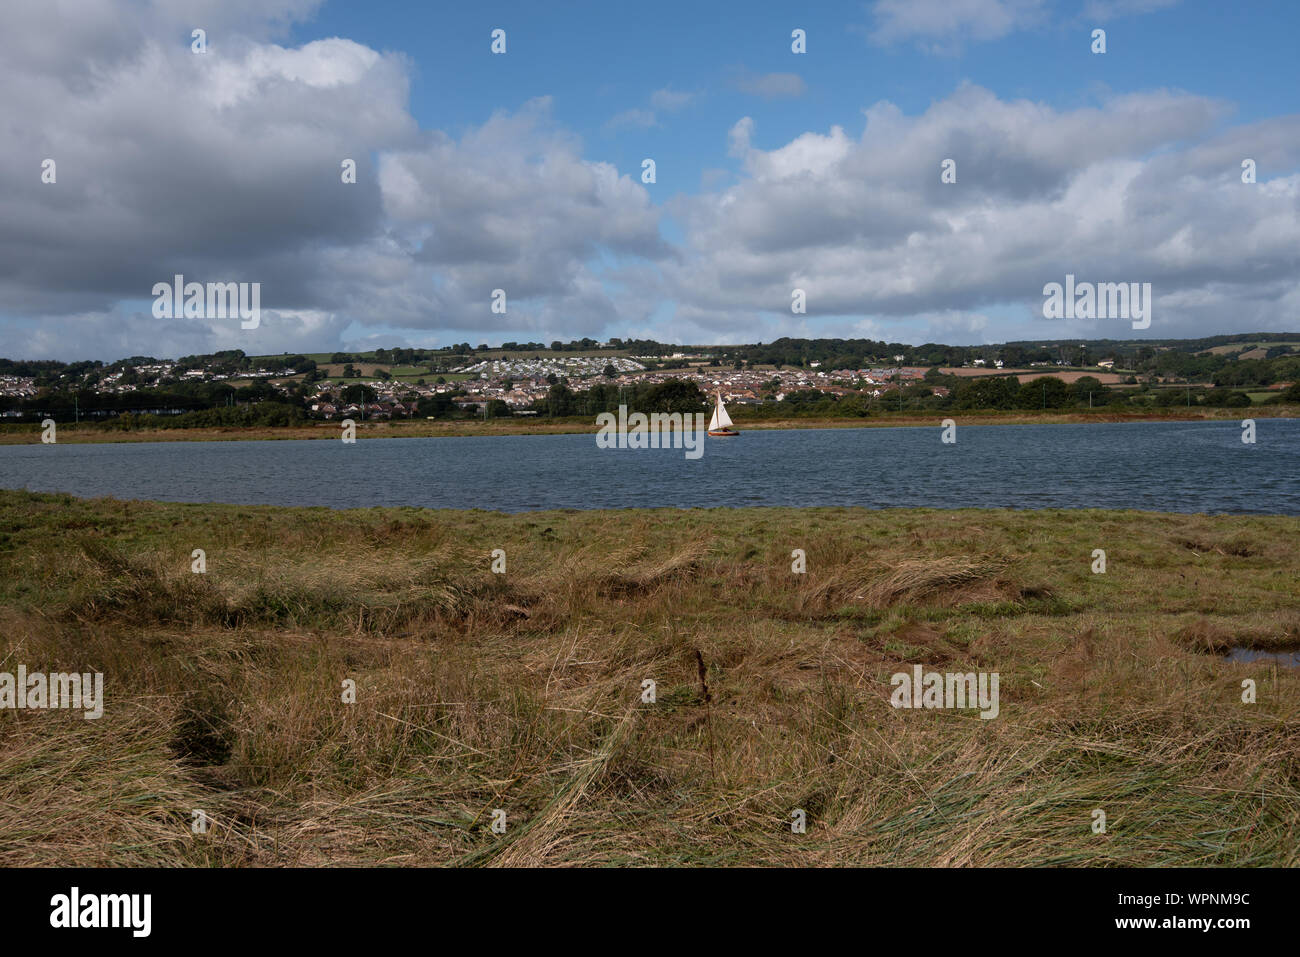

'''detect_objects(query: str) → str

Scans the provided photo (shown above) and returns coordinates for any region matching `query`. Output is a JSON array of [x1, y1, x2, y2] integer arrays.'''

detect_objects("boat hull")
[[707, 429, 740, 437]]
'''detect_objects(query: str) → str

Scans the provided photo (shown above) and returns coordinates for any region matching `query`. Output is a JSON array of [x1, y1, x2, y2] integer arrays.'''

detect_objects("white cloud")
[[650, 87, 695, 112], [732, 71, 807, 99], [0, 16, 416, 329], [868, 0, 1047, 52], [727, 117, 755, 158], [608, 87, 696, 133], [2, 0, 1295, 358], [0, 1, 666, 358], [659, 85, 1300, 342], [1083, 0, 1180, 21], [607, 107, 659, 130], [378, 98, 667, 335]]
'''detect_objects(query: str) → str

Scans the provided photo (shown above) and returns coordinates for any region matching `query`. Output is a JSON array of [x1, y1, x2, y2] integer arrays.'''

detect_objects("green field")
[[1, 490, 1297, 866], [1203, 341, 1300, 356]]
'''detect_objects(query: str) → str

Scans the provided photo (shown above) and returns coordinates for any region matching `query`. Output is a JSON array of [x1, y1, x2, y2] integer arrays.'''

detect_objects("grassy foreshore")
[[1, 405, 1294, 444], [1, 489, 1296, 866]]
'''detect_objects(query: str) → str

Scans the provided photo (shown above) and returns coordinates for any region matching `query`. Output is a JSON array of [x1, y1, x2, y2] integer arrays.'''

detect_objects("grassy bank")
[[1, 405, 1294, 445], [1, 489, 1297, 866]]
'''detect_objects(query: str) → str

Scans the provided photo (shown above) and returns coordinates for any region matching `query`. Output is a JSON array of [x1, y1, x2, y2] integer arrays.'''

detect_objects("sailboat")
[[707, 390, 739, 437]]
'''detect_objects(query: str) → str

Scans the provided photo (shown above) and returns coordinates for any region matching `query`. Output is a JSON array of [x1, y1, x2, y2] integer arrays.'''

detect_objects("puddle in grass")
[[1225, 647, 1300, 668]]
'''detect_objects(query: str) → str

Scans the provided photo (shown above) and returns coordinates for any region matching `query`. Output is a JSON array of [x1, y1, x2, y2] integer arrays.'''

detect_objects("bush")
[[1203, 388, 1252, 408]]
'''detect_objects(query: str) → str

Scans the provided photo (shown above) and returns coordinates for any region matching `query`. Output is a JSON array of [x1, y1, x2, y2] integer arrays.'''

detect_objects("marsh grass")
[[0, 490, 1296, 866]]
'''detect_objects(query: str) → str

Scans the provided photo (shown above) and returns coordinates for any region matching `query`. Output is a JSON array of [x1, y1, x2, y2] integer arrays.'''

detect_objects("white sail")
[[709, 393, 733, 430]]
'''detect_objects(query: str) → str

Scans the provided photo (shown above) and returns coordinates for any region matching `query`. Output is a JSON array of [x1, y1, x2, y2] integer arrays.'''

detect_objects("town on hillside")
[[3, 334, 1298, 424]]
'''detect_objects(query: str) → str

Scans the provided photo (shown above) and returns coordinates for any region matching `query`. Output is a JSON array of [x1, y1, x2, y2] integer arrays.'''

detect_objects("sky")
[[2, 0, 1298, 361]]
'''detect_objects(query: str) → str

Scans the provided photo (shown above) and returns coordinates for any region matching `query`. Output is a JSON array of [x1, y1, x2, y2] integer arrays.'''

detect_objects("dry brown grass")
[[1, 490, 1297, 867]]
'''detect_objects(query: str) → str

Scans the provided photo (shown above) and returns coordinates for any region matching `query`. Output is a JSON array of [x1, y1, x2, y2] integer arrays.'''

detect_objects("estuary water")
[[0, 419, 1296, 513]]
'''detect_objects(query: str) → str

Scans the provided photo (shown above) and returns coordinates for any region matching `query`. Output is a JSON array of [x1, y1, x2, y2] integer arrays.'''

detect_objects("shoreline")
[[1, 406, 1293, 445], [1, 489, 1293, 518]]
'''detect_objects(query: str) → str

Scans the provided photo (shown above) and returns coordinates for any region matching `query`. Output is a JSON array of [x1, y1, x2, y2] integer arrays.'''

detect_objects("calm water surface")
[[0, 419, 1296, 513], [1225, 648, 1300, 668]]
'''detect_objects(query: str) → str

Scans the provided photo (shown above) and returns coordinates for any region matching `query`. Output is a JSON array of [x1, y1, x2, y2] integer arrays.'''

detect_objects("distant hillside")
[[4, 332, 1299, 385]]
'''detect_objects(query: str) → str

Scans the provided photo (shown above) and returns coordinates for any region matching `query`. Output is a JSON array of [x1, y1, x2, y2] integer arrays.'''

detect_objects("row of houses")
[[310, 400, 420, 420], [0, 375, 37, 398]]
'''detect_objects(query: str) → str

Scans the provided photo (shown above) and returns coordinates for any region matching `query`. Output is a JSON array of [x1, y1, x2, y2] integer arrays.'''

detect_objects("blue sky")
[[2, 0, 1299, 359], [300, 1, 1298, 165], [295, 0, 1300, 195]]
